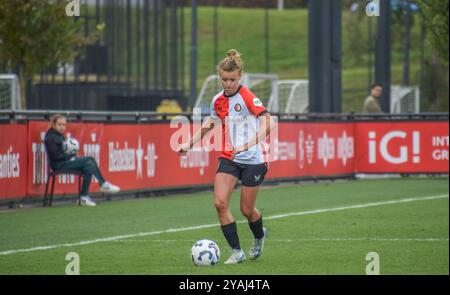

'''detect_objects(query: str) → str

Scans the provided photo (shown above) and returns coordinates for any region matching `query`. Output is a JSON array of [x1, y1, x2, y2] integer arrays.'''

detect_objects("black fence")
[[26, 0, 186, 111]]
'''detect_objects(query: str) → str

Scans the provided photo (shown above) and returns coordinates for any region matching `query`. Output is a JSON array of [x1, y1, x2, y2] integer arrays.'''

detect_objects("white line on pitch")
[[262, 194, 449, 220], [0, 194, 448, 256], [109, 238, 449, 243], [264, 238, 450, 242]]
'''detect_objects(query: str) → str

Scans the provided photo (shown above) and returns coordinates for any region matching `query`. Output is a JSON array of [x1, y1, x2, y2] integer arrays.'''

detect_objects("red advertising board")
[[355, 121, 449, 173], [266, 122, 356, 179], [27, 122, 221, 197], [0, 124, 28, 199], [101, 124, 220, 190], [0, 119, 447, 200]]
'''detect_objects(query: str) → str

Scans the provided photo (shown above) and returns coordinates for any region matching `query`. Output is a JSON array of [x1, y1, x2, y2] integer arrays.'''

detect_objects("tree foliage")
[[0, 0, 97, 106], [0, 1, 87, 76], [416, 0, 449, 64]]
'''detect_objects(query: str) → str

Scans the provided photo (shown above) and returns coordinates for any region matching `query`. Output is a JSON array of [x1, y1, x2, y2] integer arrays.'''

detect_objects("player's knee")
[[83, 162, 95, 173], [240, 206, 255, 219], [87, 157, 97, 166], [214, 200, 229, 213]]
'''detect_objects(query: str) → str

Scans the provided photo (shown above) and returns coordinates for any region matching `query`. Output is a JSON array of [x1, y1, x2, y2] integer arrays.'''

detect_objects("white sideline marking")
[[263, 194, 449, 220], [272, 238, 450, 242], [110, 238, 449, 243], [0, 194, 448, 256]]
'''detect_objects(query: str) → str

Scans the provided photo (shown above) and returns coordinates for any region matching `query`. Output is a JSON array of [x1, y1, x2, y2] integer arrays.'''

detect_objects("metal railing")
[[0, 110, 448, 124]]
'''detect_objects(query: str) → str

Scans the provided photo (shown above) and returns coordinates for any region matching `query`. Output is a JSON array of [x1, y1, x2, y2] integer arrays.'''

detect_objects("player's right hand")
[[177, 143, 190, 156]]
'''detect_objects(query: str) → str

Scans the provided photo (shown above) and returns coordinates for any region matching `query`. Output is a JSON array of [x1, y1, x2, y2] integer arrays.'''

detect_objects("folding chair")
[[43, 167, 84, 207]]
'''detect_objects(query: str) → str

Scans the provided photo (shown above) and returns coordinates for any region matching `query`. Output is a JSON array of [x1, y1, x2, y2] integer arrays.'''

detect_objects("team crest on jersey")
[[253, 98, 263, 107], [234, 103, 242, 112]]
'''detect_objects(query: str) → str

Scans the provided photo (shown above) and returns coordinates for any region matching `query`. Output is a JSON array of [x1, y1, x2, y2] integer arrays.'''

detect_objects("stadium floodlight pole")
[[189, 0, 198, 111], [308, 0, 342, 113], [368, 16, 374, 91], [375, 0, 392, 113]]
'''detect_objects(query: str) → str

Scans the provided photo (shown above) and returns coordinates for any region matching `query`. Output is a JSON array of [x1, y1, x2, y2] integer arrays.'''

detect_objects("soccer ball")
[[63, 137, 80, 156], [191, 239, 220, 267]]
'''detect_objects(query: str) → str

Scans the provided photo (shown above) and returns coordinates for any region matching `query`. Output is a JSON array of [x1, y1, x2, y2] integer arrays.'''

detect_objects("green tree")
[[0, 0, 96, 108], [416, 0, 449, 64], [343, 10, 369, 68]]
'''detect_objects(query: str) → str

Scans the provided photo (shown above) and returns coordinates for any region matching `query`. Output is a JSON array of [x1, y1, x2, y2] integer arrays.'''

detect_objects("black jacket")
[[44, 128, 71, 165]]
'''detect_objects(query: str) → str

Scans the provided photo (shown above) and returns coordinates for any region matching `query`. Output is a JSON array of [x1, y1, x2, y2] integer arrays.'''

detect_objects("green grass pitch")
[[0, 177, 448, 275]]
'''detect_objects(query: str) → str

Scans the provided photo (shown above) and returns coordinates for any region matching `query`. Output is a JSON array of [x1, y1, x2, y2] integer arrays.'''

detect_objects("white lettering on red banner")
[[180, 148, 210, 176], [146, 143, 157, 177], [109, 141, 136, 172], [318, 131, 335, 167], [337, 131, 354, 167], [432, 136, 449, 161], [368, 131, 420, 164], [273, 140, 296, 161], [0, 146, 20, 179]]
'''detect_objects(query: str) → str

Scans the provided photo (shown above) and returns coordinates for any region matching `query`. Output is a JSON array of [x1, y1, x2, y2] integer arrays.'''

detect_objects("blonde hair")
[[217, 49, 244, 74], [50, 114, 67, 128]]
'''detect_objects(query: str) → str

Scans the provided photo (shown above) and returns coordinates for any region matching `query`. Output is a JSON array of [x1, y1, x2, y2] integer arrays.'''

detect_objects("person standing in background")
[[363, 83, 384, 113]]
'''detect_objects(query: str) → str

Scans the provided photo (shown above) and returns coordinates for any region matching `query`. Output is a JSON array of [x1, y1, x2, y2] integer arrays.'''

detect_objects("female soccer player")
[[178, 49, 276, 264], [44, 114, 120, 206]]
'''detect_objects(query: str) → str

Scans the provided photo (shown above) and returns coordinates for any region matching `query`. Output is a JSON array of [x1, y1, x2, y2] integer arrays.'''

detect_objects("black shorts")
[[217, 157, 269, 187]]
